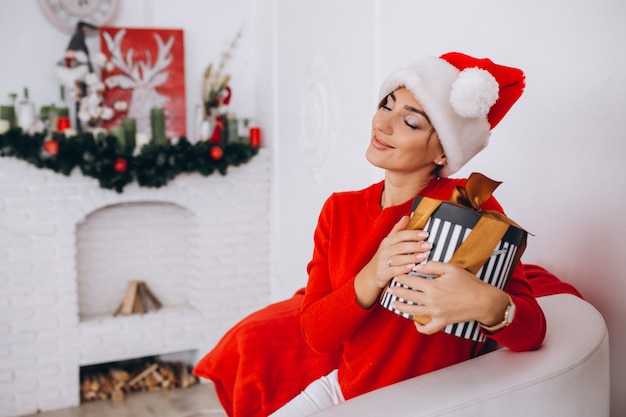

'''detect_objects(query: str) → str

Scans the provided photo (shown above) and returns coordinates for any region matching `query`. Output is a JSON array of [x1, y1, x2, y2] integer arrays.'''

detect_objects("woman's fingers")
[[389, 261, 498, 331], [383, 216, 431, 269]]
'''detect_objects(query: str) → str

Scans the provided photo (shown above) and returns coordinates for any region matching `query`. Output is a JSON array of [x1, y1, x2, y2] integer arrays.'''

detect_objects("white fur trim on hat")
[[378, 57, 492, 177]]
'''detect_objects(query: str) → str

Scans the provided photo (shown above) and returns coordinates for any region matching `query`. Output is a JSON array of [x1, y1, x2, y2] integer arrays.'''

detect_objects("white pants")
[[269, 369, 344, 416]]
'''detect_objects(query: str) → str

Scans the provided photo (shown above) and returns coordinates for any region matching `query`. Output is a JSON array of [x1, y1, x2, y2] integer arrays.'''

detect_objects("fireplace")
[[0, 150, 271, 417]]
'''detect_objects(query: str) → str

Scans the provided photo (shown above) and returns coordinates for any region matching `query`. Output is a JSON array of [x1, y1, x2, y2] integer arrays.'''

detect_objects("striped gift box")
[[380, 174, 527, 342]]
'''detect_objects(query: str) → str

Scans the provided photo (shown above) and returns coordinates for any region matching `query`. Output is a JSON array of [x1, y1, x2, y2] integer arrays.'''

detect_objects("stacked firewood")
[[113, 280, 162, 316], [80, 360, 198, 402]]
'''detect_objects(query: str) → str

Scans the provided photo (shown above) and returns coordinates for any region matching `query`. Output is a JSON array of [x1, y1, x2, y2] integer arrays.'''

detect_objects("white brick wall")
[[0, 150, 271, 417]]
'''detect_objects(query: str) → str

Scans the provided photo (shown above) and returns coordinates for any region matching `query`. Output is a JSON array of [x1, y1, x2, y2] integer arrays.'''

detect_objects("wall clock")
[[39, 0, 120, 34]]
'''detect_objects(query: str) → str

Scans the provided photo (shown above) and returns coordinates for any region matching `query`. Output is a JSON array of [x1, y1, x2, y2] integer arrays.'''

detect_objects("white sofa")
[[312, 293, 610, 416]]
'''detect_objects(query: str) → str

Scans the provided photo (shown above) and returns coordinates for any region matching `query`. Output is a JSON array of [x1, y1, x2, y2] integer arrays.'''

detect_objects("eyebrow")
[[389, 92, 432, 123]]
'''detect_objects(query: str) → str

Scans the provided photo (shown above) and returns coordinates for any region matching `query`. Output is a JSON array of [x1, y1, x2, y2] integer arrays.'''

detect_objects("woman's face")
[[366, 87, 445, 175]]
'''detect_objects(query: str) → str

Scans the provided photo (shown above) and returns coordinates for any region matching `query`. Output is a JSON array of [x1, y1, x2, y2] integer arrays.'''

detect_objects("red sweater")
[[302, 178, 547, 400]]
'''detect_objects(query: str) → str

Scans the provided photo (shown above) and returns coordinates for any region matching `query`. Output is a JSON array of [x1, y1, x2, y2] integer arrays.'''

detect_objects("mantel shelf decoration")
[[0, 23, 260, 193], [0, 129, 258, 193]]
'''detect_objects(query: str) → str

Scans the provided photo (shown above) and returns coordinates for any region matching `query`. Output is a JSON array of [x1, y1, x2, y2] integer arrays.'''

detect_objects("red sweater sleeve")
[[301, 194, 377, 353], [488, 262, 547, 351]]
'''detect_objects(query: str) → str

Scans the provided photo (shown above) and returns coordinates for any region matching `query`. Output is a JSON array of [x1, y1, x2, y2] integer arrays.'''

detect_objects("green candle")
[[0, 105, 15, 128], [109, 126, 126, 152], [121, 117, 136, 153], [150, 107, 166, 145]]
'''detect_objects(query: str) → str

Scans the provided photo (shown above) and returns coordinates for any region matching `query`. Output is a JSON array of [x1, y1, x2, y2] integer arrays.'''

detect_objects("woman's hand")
[[354, 216, 431, 309], [388, 261, 510, 334]]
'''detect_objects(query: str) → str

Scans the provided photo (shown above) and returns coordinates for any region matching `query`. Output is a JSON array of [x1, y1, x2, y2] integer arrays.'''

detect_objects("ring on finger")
[[386, 257, 392, 267]]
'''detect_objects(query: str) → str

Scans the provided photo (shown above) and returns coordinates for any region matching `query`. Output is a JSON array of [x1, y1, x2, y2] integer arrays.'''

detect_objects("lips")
[[371, 135, 394, 150]]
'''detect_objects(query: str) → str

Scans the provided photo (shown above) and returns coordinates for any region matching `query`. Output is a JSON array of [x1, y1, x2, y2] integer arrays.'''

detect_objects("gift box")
[[380, 172, 527, 341]]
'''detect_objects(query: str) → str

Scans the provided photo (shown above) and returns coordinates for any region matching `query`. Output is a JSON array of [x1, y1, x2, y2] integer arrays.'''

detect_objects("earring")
[[437, 161, 443, 166]]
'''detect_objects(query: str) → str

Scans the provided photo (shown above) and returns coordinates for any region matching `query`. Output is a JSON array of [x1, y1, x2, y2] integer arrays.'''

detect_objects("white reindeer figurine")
[[103, 29, 175, 137]]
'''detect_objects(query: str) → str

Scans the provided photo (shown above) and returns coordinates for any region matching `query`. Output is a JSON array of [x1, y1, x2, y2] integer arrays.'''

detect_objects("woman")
[[270, 52, 546, 416]]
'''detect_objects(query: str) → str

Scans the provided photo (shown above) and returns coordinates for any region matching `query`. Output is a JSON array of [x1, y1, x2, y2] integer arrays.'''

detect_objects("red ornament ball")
[[43, 140, 59, 156], [210, 145, 224, 160], [113, 158, 128, 172]]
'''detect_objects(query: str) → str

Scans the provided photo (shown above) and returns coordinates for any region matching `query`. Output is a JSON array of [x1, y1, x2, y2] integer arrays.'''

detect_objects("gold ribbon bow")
[[449, 172, 502, 211]]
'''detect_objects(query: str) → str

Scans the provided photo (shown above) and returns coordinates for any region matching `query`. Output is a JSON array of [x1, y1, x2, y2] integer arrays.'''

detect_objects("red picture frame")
[[99, 26, 186, 139]]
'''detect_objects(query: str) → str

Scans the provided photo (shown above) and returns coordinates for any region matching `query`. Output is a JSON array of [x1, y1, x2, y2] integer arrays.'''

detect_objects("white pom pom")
[[449, 68, 499, 118]]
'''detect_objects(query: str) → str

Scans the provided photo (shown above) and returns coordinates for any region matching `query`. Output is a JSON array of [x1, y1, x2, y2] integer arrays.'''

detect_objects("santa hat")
[[378, 52, 525, 177]]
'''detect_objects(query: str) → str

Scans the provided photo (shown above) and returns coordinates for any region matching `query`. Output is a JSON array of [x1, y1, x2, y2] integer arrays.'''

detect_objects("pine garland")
[[0, 128, 259, 193]]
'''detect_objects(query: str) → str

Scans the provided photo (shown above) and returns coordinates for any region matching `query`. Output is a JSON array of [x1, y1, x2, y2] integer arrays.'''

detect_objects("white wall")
[[270, 0, 378, 297], [1, 0, 625, 415]]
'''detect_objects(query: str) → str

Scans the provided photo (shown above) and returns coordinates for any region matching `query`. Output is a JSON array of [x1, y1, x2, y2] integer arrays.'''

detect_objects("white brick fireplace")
[[0, 150, 271, 417]]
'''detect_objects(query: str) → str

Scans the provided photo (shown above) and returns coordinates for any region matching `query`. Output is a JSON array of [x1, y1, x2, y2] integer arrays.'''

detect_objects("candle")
[[109, 126, 126, 152], [249, 126, 262, 147], [0, 105, 16, 128], [17, 102, 36, 131], [56, 116, 71, 132], [151, 107, 166, 145], [56, 106, 70, 132], [121, 117, 136, 153]]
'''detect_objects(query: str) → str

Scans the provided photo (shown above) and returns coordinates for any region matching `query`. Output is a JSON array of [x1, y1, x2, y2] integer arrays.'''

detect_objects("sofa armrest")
[[312, 294, 610, 417]]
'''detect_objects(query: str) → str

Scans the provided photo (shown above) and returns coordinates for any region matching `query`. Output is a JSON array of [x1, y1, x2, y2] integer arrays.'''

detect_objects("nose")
[[372, 110, 392, 135]]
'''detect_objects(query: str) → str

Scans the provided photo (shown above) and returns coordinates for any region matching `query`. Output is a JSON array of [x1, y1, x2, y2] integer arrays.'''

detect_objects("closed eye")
[[378, 94, 395, 111], [378, 91, 431, 131], [405, 116, 421, 130]]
